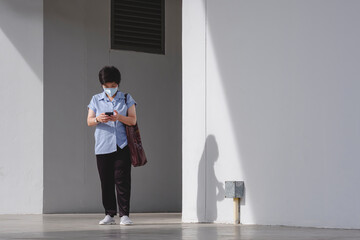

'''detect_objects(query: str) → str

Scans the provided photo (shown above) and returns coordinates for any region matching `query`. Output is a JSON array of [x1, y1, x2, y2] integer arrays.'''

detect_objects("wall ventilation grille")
[[111, 0, 165, 54]]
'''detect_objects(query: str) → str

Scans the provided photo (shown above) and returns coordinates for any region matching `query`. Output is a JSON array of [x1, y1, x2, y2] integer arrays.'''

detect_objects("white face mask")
[[103, 87, 118, 97]]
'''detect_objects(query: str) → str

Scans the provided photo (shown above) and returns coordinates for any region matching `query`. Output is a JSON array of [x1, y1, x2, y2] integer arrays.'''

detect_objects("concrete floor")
[[0, 213, 360, 240]]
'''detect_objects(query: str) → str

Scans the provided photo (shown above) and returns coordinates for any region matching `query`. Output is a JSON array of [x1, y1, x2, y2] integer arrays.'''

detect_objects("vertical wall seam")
[[204, 0, 208, 221], [42, 0, 45, 214], [83, 0, 88, 194]]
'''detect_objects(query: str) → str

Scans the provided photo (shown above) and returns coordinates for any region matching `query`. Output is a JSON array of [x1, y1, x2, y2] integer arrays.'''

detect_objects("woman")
[[87, 66, 137, 225]]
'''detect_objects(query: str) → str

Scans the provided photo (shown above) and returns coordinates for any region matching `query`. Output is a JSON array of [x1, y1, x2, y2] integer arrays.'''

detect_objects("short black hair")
[[98, 66, 121, 85]]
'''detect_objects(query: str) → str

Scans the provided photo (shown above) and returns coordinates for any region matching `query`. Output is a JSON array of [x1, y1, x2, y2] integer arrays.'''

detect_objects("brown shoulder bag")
[[125, 93, 148, 167]]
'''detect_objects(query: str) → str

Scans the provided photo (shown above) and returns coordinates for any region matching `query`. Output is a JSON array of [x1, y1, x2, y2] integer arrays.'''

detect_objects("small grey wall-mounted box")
[[225, 181, 244, 198]]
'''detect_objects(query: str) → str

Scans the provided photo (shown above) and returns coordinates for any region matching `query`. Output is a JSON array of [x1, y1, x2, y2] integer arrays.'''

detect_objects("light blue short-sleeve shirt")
[[87, 91, 137, 155]]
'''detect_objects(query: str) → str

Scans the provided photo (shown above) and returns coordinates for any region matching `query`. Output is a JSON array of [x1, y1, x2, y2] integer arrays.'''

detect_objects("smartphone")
[[105, 112, 114, 116]]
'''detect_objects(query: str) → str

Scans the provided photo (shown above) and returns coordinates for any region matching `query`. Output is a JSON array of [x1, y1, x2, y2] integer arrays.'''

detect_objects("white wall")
[[182, 0, 206, 222], [0, 0, 43, 214], [44, 0, 182, 213], [183, 0, 360, 229]]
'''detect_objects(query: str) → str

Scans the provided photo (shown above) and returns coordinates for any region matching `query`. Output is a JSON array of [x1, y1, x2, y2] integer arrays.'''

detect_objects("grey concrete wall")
[[0, 0, 43, 214], [44, 0, 182, 213]]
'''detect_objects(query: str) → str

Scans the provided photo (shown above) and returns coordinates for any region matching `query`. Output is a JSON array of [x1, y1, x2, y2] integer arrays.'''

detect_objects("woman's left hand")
[[109, 110, 119, 122]]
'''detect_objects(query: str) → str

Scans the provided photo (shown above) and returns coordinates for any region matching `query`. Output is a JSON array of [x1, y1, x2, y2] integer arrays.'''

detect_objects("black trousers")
[[96, 145, 131, 217]]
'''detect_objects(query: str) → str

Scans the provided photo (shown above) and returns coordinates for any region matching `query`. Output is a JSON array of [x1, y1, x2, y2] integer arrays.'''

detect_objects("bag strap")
[[124, 93, 128, 116]]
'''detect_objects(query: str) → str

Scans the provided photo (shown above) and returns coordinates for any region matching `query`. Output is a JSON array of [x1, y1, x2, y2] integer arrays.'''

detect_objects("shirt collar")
[[99, 91, 125, 102]]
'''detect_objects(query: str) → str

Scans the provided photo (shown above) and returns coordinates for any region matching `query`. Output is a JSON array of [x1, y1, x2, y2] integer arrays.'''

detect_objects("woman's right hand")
[[97, 113, 111, 123]]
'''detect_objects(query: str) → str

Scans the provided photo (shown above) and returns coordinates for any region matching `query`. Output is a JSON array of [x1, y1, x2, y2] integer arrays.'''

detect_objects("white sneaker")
[[120, 215, 133, 225], [99, 215, 116, 225]]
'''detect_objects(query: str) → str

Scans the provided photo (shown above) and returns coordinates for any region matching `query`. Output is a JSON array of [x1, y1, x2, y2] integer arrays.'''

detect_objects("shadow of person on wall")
[[197, 135, 225, 222]]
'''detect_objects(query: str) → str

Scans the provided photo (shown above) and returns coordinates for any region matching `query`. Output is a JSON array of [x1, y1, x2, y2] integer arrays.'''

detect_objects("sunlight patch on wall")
[[205, 25, 255, 224]]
